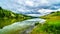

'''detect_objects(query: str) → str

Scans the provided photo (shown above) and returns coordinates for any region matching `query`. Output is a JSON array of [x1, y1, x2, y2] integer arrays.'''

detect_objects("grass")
[[30, 11, 60, 34]]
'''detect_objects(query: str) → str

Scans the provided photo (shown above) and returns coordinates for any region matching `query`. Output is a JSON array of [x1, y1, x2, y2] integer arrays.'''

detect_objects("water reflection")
[[0, 18, 45, 34], [0, 19, 25, 29]]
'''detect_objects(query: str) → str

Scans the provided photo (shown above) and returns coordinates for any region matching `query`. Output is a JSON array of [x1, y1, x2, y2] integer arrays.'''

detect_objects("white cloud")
[[48, 0, 60, 4], [38, 9, 55, 14], [40, 0, 49, 5], [25, 1, 34, 6], [56, 9, 60, 11], [16, 0, 51, 7]]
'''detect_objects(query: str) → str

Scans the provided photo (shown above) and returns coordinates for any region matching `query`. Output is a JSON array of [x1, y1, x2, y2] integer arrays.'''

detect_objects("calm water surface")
[[0, 18, 45, 34]]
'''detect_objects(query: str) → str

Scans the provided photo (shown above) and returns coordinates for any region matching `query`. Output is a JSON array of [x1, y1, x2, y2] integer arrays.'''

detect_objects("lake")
[[0, 18, 45, 34]]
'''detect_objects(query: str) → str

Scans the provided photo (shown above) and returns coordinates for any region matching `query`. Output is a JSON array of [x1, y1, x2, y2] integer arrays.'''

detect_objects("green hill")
[[30, 11, 60, 34], [0, 7, 33, 19], [0, 7, 32, 29]]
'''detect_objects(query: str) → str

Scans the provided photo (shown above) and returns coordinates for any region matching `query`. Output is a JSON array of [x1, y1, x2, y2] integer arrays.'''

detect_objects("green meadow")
[[30, 11, 60, 34]]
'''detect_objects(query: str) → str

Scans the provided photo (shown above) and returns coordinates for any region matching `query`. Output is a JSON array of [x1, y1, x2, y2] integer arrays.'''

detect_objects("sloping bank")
[[30, 11, 60, 34], [0, 7, 32, 29]]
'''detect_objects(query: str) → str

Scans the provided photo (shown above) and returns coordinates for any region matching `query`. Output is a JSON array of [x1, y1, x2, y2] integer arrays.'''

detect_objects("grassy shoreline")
[[30, 11, 60, 34]]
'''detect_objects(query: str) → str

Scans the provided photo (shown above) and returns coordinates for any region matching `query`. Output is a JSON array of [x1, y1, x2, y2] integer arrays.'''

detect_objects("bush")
[[35, 22, 39, 26], [0, 7, 2, 10]]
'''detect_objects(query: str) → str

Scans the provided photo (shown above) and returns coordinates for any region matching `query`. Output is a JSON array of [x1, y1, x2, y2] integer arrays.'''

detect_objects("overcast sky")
[[0, 0, 60, 13]]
